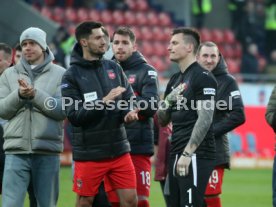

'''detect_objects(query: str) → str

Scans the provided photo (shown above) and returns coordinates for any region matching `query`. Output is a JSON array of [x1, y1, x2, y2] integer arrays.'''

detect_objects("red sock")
[[204, 197, 221, 207], [138, 200, 150, 207], [111, 202, 120, 207]]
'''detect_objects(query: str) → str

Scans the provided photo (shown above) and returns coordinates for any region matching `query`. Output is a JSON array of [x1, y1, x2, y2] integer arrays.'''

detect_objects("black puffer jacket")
[[119, 51, 159, 155], [212, 56, 245, 168], [61, 43, 135, 161]]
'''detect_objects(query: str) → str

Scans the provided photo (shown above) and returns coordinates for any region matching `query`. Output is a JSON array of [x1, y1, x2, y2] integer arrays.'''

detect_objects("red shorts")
[[106, 154, 151, 202], [73, 153, 136, 196], [205, 166, 225, 195]]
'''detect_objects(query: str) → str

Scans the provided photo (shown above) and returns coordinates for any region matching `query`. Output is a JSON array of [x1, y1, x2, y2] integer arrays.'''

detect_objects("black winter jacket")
[[118, 51, 159, 155], [61, 43, 135, 161], [212, 56, 245, 168]]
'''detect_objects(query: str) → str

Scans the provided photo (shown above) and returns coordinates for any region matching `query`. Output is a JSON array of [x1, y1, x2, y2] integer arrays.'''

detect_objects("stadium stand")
[[32, 0, 261, 75]]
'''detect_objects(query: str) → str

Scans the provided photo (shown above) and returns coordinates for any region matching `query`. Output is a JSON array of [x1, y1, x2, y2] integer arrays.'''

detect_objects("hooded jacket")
[[265, 85, 276, 150], [61, 43, 135, 161], [212, 55, 245, 168], [0, 50, 65, 154], [118, 51, 159, 155]]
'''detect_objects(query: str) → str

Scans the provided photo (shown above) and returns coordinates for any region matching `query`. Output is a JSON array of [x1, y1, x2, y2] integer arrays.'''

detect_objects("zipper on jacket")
[[29, 108, 32, 152]]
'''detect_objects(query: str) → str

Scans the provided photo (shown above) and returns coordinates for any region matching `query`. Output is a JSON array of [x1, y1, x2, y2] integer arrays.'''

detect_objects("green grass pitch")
[[0, 167, 272, 206]]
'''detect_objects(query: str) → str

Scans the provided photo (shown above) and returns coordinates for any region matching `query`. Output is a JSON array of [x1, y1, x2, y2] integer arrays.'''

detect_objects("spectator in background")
[[106, 26, 159, 207], [266, 50, 276, 74], [0, 27, 65, 207], [0, 43, 12, 75], [0, 43, 12, 195], [51, 26, 75, 68], [240, 42, 260, 75], [265, 86, 276, 207], [228, 0, 247, 37], [192, 0, 212, 28], [265, 0, 276, 58], [102, 26, 113, 60], [237, 1, 265, 54], [197, 41, 245, 207], [14, 44, 22, 64], [153, 114, 171, 207]]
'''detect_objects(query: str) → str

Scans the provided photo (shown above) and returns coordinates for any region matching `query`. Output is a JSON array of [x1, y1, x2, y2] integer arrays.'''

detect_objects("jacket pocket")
[[32, 111, 62, 141], [4, 111, 25, 138]]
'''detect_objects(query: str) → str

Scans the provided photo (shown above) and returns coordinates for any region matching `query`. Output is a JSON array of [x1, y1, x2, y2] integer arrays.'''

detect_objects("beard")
[[88, 48, 105, 59]]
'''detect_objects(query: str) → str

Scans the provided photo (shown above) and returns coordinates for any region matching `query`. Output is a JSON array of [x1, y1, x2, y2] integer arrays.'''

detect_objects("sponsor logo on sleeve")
[[230, 90, 241, 97], [61, 83, 68, 89], [148, 70, 157, 77], [203, 88, 216, 95]]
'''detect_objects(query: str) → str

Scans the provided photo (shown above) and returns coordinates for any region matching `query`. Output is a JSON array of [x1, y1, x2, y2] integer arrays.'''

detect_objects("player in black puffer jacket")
[[197, 41, 245, 207], [107, 27, 159, 207]]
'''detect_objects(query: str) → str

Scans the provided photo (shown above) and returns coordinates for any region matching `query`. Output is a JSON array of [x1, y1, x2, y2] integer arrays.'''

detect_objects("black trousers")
[[169, 154, 215, 207]]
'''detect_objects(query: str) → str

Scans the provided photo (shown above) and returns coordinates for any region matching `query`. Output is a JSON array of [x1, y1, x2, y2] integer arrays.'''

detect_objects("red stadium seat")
[[125, 0, 136, 10], [104, 25, 114, 38], [217, 43, 225, 56], [45, 0, 56, 6], [136, 0, 149, 11], [149, 56, 166, 71], [101, 10, 113, 24], [153, 41, 167, 56], [211, 29, 224, 44], [77, 8, 89, 22], [200, 28, 212, 42], [124, 11, 136, 25], [112, 10, 125, 25], [41, 6, 53, 20], [258, 56, 267, 72], [65, 8, 77, 23], [233, 43, 242, 58], [147, 11, 159, 26], [136, 12, 148, 26], [152, 26, 165, 41], [141, 41, 154, 56], [223, 45, 235, 58], [140, 26, 153, 40], [158, 12, 172, 26], [226, 58, 240, 74], [88, 9, 101, 22], [131, 27, 142, 40], [52, 7, 64, 24], [223, 29, 235, 44], [163, 27, 172, 41], [67, 23, 76, 36]]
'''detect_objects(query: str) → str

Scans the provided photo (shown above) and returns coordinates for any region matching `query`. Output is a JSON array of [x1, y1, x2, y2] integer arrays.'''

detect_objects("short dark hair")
[[15, 43, 22, 52], [197, 41, 219, 55], [101, 26, 109, 39], [75, 21, 103, 43], [0, 43, 12, 59], [172, 27, 200, 55], [112, 27, 136, 43]]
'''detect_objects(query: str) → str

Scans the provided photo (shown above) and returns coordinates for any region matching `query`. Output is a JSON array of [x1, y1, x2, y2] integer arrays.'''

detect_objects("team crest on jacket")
[[128, 75, 136, 84], [107, 70, 116, 79], [77, 179, 83, 190]]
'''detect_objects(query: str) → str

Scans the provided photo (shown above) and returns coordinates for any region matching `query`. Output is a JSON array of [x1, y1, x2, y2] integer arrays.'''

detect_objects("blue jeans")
[[273, 155, 276, 207], [2, 154, 60, 207]]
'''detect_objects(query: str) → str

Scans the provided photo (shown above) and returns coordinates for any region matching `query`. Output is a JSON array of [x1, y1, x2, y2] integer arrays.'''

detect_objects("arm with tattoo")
[[184, 99, 215, 154], [176, 99, 215, 175], [157, 105, 171, 127], [157, 83, 185, 127]]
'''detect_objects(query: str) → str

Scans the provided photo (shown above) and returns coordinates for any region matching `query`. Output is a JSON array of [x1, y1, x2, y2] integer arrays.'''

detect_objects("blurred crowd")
[[20, 0, 276, 81]]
